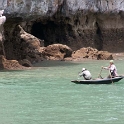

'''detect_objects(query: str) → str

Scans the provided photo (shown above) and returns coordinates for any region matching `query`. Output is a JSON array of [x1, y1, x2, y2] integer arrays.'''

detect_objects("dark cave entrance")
[[94, 22, 103, 50], [31, 21, 68, 47], [31, 22, 45, 41]]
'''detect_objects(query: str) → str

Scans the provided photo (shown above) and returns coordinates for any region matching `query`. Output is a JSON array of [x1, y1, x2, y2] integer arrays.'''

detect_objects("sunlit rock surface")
[[41, 44, 73, 60], [71, 47, 113, 60]]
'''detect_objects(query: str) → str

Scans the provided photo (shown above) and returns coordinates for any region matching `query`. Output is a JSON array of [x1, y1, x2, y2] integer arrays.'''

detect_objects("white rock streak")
[[0, 10, 4, 17], [0, 10, 6, 25], [0, 16, 6, 25]]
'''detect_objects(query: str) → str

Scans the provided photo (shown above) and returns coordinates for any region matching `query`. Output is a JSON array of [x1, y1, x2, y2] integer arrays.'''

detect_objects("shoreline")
[[112, 53, 124, 60]]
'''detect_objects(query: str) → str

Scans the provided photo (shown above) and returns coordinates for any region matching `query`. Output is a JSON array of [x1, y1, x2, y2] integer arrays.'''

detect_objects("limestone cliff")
[[1, 0, 124, 18], [0, 12, 6, 56], [0, 0, 124, 62]]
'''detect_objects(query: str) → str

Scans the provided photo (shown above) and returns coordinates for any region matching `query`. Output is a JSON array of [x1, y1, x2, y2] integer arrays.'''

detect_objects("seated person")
[[79, 68, 92, 80]]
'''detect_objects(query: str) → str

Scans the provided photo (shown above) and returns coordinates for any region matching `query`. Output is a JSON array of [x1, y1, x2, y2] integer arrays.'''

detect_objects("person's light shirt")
[[79, 70, 92, 80]]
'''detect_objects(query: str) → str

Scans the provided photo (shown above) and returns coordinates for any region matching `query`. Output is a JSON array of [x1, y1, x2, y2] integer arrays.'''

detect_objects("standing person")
[[79, 68, 92, 80], [102, 60, 118, 78]]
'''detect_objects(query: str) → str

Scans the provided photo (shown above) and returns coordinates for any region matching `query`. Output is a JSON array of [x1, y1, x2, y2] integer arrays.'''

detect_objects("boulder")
[[19, 59, 33, 67], [0, 55, 27, 70], [72, 47, 98, 60], [42, 44, 73, 60], [97, 51, 113, 60], [72, 47, 113, 60]]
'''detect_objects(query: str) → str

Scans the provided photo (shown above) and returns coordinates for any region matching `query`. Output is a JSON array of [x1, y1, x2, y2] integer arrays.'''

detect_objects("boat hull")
[[71, 77, 123, 84]]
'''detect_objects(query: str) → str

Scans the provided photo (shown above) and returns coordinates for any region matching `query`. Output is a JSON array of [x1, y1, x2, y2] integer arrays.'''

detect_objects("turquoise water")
[[0, 60, 124, 124]]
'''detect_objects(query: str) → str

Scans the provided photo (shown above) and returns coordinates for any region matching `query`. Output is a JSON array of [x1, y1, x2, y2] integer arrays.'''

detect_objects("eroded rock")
[[0, 55, 27, 70], [72, 47, 113, 60], [19, 59, 33, 67], [97, 51, 113, 60], [5, 25, 44, 63], [41, 44, 73, 60]]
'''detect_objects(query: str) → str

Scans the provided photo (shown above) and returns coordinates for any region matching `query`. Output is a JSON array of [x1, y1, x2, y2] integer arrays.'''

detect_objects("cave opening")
[[31, 21, 68, 47], [31, 22, 45, 41], [95, 22, 103, 50]]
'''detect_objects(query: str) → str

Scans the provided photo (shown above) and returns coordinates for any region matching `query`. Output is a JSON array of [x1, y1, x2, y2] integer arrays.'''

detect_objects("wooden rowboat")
[[71, 76, 124, 84]]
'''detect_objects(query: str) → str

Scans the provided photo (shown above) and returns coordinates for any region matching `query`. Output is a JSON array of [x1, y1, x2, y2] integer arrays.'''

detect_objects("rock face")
[[12, 25, 44, 63], [0, 0, 123, 68], [1, 0, 124, 18]]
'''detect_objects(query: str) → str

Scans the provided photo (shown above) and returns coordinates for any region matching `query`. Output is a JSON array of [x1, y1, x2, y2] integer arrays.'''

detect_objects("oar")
[[109, 70, 113, 84], [98, 68, 103, 78]]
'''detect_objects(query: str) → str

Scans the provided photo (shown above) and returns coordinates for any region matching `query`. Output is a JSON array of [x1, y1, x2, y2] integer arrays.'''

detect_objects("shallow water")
[[0, 60, 124, 124]]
